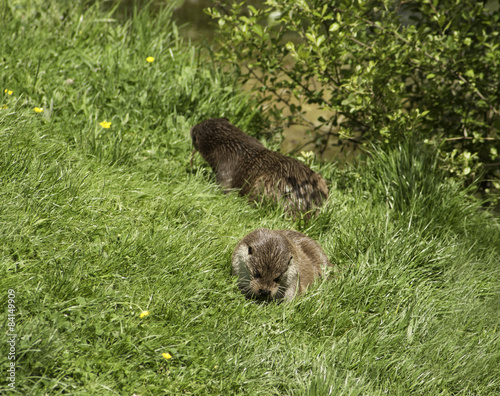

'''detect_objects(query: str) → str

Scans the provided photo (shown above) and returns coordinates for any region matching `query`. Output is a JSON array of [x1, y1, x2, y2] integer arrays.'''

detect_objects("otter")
[[190, 118, 328, 217], [231, 228, 331, 302]]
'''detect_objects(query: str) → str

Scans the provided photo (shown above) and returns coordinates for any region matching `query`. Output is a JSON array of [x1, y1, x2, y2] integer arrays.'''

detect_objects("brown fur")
[[190, 118, 328, 216], [231, 229, 331, 302]]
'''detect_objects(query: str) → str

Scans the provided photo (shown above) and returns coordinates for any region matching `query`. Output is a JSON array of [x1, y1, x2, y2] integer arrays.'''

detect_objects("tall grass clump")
[[1, 0, 499, 395], [0, 0, 265, 168]]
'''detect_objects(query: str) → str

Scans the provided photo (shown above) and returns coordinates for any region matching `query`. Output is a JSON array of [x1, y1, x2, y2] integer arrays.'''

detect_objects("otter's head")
[[232, 229, 295, 301], [190, 118, 231, 158], [190, 118, 264, 170]]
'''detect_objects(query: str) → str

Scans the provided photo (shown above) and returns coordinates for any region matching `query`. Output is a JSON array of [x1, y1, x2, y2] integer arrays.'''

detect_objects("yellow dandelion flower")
[[34, 107, 44, 113], [139, 310, 150, 318], [99, 120, 111, 128], [5, 89, 13, 95], [146, 56, 155, 63], [162, 352, 172, 360]]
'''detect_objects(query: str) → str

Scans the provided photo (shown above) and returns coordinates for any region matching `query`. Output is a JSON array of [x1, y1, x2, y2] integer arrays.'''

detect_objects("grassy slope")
[[1, 1, 499, 395]]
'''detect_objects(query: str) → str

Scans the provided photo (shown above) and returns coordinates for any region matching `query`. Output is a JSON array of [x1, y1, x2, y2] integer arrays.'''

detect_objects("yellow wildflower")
[[146, 56, 155, 63], [139, 311, 150, 318], [162, 352, 172, 360], [4, 89, 13, 95], [300, 150, 314, 158], [34, 107, 44, 113], [1, 105, 7, 109], [99, 120, 111, 128]]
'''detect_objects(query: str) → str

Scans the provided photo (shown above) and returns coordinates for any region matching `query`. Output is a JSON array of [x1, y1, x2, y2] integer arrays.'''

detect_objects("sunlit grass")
[[0, 1, 498, 395]]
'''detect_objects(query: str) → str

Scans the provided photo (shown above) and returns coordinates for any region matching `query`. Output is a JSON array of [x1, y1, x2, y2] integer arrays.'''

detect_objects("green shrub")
[[207, 0, 499, 195]]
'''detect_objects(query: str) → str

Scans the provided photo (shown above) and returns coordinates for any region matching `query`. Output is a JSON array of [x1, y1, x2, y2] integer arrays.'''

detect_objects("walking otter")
[[231, 229, 331, 302], [190, 118, 328, 217]]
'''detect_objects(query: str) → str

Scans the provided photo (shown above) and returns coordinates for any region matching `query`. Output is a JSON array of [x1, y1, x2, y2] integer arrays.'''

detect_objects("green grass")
[[1, 1, 499, 394]]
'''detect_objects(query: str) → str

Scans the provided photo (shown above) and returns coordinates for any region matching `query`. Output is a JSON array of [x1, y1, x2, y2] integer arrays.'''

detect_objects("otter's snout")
[[251, 278, 278, 300]]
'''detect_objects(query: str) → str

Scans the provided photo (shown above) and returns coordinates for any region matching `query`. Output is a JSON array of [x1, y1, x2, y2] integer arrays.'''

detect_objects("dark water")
[[114, 0, 264, 41], [172, 0, 225, 41]]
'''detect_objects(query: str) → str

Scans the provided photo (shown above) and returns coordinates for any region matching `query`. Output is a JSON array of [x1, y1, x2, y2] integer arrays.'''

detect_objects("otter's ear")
[[248, 246, 253, 255]]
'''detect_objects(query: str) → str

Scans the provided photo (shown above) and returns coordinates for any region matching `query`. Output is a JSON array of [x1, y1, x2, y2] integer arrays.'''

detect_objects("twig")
[[445, 136, 499, 141]]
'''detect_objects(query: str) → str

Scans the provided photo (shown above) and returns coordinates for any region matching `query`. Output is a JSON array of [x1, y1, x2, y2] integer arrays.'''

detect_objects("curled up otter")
[[190, 118, 328, 217], [231, 229, 331, 302]]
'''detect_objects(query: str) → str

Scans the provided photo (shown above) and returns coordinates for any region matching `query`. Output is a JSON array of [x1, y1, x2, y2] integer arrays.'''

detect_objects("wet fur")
[[190, 118, 329, 216], [231, 229, 331, 302]]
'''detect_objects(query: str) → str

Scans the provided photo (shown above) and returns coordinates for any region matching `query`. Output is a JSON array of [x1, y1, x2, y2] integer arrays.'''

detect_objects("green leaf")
[[248, 5, 258, 16], [438, 14, 446, 28], [253, 24, 263, 38], [329, 23, 340, 32], [465, 69, 475, 78]]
